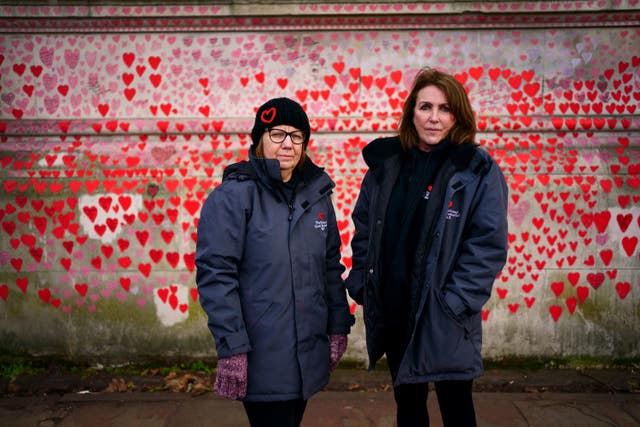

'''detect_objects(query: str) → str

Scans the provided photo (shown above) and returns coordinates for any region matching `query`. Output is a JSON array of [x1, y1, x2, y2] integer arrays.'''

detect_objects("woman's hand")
[[214, 353, 248, 399], [329, 334, 348, 371]]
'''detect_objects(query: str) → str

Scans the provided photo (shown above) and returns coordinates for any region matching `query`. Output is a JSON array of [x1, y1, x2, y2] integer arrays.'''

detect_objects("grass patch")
[[1, 355, 638, 382], [0, 355, 219, 380], [0, 360, 46, 380], [483, 356, 640, 371]]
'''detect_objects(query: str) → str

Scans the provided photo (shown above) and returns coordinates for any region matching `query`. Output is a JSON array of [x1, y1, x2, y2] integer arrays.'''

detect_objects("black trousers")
[[385, 330, 477, 427], [392, 380, 476, 427], [242, 399, 307, 427]]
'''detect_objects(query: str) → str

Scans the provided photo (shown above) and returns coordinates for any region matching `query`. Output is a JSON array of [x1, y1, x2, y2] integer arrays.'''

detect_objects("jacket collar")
[[222, 147, 334, 203], [363, 135, 480, 173], [222, 147, 325, 182]]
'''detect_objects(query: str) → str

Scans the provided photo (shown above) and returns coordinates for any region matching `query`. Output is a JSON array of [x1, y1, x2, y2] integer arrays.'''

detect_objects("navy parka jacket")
[[196, 149, 353, 401], [346, 136, 508, 385]]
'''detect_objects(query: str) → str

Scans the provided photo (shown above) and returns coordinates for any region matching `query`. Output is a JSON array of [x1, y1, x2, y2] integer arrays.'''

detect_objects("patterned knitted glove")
[[329, 334, 348, 371], [214, 353, 248, 400]]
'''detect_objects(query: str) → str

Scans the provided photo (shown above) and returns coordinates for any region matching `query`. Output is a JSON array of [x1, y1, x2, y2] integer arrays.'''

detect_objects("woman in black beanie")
[[196, 97, 354, 427]]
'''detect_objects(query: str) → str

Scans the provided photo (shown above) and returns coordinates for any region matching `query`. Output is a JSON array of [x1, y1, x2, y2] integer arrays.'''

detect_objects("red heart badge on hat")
[[260, 107, 276, 123]]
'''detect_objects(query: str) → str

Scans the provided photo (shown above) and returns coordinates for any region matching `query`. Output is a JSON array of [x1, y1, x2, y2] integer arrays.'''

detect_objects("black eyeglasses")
[[266, 128, 305, 145]]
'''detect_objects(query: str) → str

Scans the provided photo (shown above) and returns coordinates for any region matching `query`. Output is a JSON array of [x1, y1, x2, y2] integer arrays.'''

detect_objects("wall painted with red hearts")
[[0, 2, 639, 363]]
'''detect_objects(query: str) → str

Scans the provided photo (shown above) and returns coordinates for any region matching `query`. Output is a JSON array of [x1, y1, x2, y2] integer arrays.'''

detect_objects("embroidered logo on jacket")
[[314, 212, 328, 231], [423, 185, 433, 200], [446, 200, 461, 220]]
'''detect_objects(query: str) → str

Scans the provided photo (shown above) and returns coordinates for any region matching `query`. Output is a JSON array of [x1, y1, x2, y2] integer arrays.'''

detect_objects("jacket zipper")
[[288, 202, 294, 221], [287, 184, 297, 222]]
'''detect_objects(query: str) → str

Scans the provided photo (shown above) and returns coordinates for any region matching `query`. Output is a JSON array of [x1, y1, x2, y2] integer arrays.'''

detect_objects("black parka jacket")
[[346, 137, 508, 385], [196, 149, 353, 401]]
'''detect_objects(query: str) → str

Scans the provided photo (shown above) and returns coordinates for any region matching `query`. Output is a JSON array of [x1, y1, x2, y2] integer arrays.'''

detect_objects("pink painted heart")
[[508, 200, 530, 228]]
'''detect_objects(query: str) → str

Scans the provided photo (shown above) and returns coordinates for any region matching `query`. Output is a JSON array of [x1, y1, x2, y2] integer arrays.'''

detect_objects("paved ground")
[[2, 367, 640, 426]]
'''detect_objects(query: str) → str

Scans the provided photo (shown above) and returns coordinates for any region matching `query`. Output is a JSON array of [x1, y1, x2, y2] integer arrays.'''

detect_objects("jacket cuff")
[[217, 330, 251, 358], [327, 314, 355, 334]]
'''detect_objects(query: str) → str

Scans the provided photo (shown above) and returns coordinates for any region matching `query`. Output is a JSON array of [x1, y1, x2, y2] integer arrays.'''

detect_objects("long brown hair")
[[398, 67, 477, 151]]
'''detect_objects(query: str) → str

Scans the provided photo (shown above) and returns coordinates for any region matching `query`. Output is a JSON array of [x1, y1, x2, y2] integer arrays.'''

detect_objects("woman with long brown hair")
[[347, 68, 508, 426]]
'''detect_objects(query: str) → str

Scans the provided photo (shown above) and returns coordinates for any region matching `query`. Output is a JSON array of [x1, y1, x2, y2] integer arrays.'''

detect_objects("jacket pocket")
[[436, 290, 470, 339], [410, 292, 474, 375]]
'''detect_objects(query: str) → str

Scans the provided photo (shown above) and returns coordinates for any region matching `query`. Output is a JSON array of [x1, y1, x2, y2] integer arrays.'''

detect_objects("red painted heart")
[[260, 107, 276, 124]]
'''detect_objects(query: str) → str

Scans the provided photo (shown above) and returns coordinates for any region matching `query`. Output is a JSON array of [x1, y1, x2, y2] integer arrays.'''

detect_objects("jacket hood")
[[361, 136, 403, 170], [362, 136, 483, 174], [222, 159, 256, 182], [222, 146, 327, 188]]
